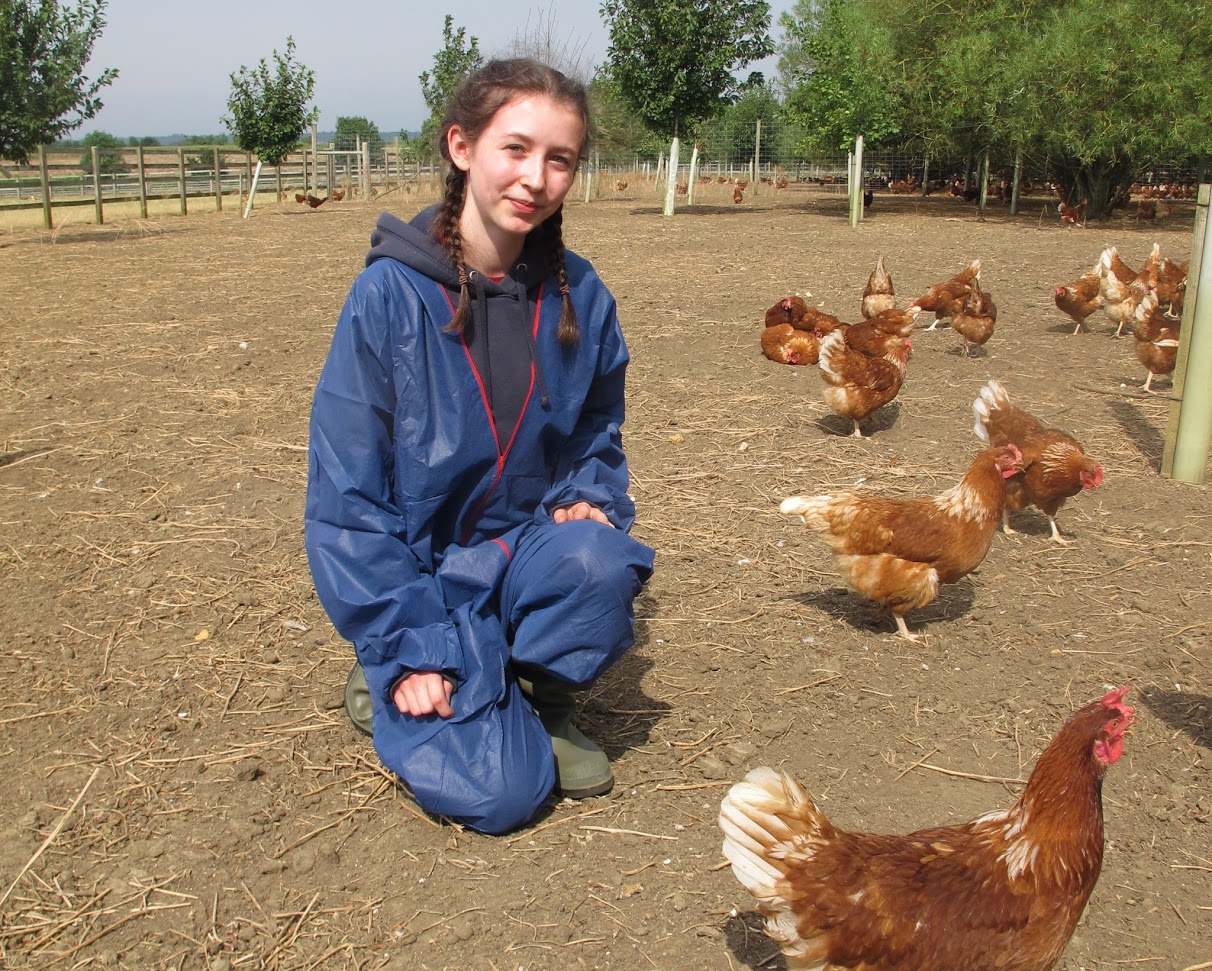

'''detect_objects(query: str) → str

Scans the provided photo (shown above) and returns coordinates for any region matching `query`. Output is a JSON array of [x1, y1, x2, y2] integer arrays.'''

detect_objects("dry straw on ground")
[[0, 185, 1209, 969]]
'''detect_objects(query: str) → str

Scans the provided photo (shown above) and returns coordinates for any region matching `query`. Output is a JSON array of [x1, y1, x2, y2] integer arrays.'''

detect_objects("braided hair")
[[435, 59, 589, 347]]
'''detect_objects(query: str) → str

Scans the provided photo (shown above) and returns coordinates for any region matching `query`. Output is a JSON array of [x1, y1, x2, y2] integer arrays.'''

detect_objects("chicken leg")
[[893, 614, 920, 642]]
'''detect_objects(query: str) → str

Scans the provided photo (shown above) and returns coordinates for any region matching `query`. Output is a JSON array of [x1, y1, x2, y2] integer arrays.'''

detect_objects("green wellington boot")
[[517, 675, 613, 799], [344, 662, 373, 737]]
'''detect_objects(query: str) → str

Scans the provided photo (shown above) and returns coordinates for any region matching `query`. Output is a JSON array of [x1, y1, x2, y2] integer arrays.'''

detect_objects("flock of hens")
[[717, 230, 1191, 969]]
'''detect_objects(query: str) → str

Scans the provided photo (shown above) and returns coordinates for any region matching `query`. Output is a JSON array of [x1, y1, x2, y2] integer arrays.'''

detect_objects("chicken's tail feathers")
[[972, 378, 1010, 442], [816, 328, 848, 380], [719, 767, 825, 899], [779, 494, 833, 525]]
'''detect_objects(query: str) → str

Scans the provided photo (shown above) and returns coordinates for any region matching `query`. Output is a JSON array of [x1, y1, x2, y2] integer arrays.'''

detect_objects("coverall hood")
[[366, 204, 555, 431], [366, 204, 551, 293]]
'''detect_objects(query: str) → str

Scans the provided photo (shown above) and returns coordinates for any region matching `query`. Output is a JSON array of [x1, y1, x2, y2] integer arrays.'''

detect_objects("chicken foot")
[[1047, 517, 1073, 545]]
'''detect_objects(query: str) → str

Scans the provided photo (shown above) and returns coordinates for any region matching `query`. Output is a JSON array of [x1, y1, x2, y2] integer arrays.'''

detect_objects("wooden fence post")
[[752, 118, 761, 195], [137, 146, 148, 218], [1010, 148, 1022, 215], [178, 148, 187, 215], [91, 146, 104, 225], [1162, 183, 1211, 482], [213, 147, 223, 212], [311, 122, 318, 192]]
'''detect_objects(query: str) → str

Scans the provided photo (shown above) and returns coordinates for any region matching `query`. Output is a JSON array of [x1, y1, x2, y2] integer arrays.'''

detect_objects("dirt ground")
[[1, 182, 1209, 971]]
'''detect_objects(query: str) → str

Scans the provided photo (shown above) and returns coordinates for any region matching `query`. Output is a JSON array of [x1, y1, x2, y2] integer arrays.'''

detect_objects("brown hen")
[[817, 328, 911, 438], [916, 258, 981, 330], [779, 444, 1023, 638], [861, 256, 897, 319], [720, 686, 1133, 971], [973, 380, 1103, 543], [1054, 271, 1103, 335]]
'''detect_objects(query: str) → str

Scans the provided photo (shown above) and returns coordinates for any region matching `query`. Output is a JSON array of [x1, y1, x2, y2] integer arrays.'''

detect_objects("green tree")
[[601, 0, 773, 214], [779, 0, 1212, 218], [225, 36, 316, 167], [127, 135, 160, 147], [418, 15, 482, 158], [706, 81, 785, 167], [778, 0, 901, 156], [0, 0, 118, 164], [78, 129, 126, 173], [334, 116, 385, 164], [1001, 0, 1211, 216], [587, 73, 665, 167]]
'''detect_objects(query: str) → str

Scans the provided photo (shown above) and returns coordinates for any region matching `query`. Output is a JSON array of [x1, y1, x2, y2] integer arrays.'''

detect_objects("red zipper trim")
[[439, 280, 544, 545]]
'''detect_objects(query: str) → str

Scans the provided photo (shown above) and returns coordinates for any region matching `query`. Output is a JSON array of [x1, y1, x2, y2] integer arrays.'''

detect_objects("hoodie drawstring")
[[514, 277, 551, 409], [472, 274, 493, 407]]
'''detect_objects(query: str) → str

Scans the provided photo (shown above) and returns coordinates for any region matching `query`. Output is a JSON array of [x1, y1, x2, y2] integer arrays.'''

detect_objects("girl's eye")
[[551, 155, 572, 169]]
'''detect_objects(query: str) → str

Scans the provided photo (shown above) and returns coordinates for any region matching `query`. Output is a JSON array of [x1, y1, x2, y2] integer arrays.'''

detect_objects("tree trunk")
[[1051, 156, 1137, 221], [663, 131, 680, 218]]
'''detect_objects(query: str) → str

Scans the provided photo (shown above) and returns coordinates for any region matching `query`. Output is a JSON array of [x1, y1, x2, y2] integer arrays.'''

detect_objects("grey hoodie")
[[366, 204, 553, 447]]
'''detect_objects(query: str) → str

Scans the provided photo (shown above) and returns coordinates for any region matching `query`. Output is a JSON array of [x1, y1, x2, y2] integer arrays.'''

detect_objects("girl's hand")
[[552, 502, 613, 527], [393, 671, 455, 718]]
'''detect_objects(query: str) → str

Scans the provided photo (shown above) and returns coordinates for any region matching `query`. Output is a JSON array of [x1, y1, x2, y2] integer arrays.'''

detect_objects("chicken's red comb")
[[1100, 685, 1133, 719]]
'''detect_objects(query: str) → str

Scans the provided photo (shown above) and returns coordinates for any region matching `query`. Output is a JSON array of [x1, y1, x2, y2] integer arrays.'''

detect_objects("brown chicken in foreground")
[[1131, 292, 1181, 392], [1097, 245, 1155, 336], [1054, 271, 1104, 334], [1153, 256, 1188, 318], [861, 255, 896, 319], [720, 686, 1133, 971], [841, 305, 921, 356], [761, 324, 821, 365], [779, 444, 1023, 639], [765, 294, 810, 329], [950, 280, 997, 355], [762, 296, 847, 365], [916, 258, 981, 330], [817, 329, 911, 437], [973, 380, 1103, 543]]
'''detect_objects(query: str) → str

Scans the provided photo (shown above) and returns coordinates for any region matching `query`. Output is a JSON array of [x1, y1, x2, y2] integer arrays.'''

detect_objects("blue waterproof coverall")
[[304, 209, 655, 833]]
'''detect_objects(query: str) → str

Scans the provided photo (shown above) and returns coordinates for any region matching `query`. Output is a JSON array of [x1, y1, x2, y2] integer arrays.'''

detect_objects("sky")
[[77, 0, 798, 139]]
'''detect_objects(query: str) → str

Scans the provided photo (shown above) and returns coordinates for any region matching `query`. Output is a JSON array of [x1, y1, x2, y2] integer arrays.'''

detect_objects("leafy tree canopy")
[[418, 15, 482, 157], [78, 129, 125, 173], [0, 0, 118, 164], [334, 115, 385, 163], [779, 0, 1212, 217], [778, 0, 901, 154], [600, 0, 773, 140], [225, 36, 316, 167], [587, 73, 666, 165], [705, 80, 785, 164], [127, 135, 160, 147]]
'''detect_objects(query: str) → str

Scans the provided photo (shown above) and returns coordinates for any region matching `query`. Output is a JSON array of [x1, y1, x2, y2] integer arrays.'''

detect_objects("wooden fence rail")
[[1, 145, 433, 229]]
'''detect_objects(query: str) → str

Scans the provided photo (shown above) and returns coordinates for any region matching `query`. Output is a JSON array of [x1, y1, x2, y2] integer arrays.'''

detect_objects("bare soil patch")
[[1, 185, 1208, 970]]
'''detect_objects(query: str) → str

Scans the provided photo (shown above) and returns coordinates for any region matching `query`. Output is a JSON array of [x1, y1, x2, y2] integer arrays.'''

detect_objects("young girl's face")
[[448, 94, 584, 262]]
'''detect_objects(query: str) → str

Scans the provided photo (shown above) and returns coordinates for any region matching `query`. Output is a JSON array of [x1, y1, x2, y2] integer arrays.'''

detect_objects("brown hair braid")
[[433, 58, 590, 345], [436, 166, 473, 335], [544, 205, 579, 346]]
